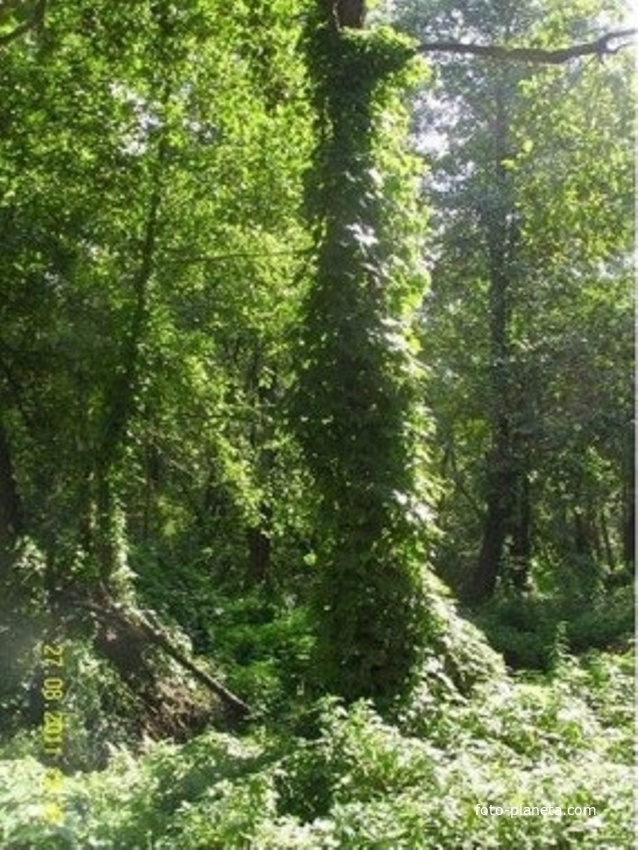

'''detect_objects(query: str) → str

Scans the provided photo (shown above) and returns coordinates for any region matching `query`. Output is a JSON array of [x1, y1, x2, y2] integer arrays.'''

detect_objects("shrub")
[[0, 648, 632, 850]]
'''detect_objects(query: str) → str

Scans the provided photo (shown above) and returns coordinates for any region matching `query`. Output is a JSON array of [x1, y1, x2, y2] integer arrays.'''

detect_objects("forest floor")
[[0, 622, 633, 850]]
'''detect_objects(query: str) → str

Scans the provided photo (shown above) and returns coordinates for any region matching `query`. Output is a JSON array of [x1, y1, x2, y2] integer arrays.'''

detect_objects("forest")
[[0, 0, 634, 848]]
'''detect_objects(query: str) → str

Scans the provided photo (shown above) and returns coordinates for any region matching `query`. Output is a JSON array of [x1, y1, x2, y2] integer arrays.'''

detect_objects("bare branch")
[[0, 0, 46, 47], [417, 28, 637, 64]]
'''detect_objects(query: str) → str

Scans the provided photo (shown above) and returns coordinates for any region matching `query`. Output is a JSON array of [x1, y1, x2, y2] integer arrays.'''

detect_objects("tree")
[[0, 0, 312, 725], [293, 0, 508, 705], [509, 8, 634, 593], [293, 4, 435, 702], [395, 0, 634, 602]]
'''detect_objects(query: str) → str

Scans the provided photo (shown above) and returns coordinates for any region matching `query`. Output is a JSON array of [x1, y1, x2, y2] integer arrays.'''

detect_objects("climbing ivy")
[[295, 19, 437, 704]]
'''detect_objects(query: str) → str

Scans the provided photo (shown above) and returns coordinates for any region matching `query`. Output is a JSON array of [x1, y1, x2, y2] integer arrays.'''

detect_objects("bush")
[[0, 648, 632, 850], [474, 585, 634, 671]]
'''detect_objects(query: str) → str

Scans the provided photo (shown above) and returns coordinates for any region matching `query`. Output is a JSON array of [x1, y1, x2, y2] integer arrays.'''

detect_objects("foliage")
[[296, 15, 449, 704], [0, 1, 634, 849], [393, 0, 633, 604], [202, 594, 317, 717], [0, 0, 314, 590], [0, 647, 633, 849], [475, 584, 634, 670]]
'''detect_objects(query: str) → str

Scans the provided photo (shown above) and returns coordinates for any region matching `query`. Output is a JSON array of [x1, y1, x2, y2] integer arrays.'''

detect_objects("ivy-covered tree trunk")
[[296, 6, 435, 704]]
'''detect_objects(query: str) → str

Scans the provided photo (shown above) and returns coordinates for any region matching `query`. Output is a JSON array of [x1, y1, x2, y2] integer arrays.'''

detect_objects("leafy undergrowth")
[[474, 585, 634, 671], [0, 647, 633, 850]]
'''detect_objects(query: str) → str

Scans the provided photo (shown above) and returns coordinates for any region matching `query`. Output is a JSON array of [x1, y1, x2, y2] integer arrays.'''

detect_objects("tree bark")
[[471, 465, 509, 601], [417, 29, 636, 64], [621, 439, 635, 568], [247, 504, 272, 587], [322, 0, 366, 29], [0, 419, 23, 555], [509, 466, 532, 588], [468, 79, 517, 603]]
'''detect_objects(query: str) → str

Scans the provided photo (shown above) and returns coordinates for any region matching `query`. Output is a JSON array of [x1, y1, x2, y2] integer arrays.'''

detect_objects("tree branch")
[[0, 0, 46, 47], [417, 28, 636, 64], [80, 598, 251, 719]]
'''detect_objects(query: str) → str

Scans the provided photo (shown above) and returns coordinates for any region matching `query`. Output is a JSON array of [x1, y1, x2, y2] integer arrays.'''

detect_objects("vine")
[[295, 20, 436, 704]]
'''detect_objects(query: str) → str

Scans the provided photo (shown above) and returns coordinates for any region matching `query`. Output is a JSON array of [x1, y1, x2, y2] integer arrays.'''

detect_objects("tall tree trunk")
[[247, 503, 272, 588], [621, 441, 635, 568], [92, 139, 165, 581], [295, 2, 433, 704], [0, 419, 23, 557], [468, 81, 514, 603], [572, 507, 594, 560], [470, 431, 511, 602], [509, 466, 532, 589], [599, 509, 615, 574], [468, 77, 531, 602]]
